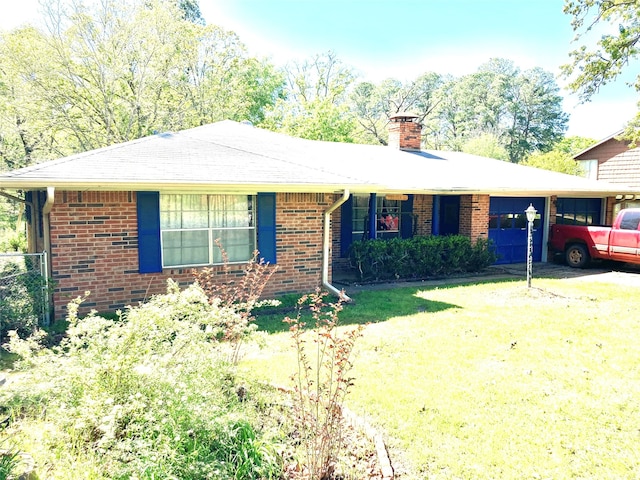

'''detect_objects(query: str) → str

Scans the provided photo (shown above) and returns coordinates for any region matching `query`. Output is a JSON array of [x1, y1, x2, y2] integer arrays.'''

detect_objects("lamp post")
[[525, 204, 537, 288]]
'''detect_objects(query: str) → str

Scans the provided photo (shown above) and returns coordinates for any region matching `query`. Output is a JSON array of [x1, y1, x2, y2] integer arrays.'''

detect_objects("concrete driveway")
[[489, 261, 640, 287], [339, 261, 640, 293]]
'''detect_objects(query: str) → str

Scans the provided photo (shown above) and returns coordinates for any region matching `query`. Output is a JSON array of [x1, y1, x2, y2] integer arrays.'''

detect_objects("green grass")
[[242, 278, 640, 479]]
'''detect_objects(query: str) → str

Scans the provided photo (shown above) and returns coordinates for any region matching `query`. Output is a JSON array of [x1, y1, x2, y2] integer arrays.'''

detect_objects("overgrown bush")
[[0, 282, 284, 479], [0, 259, 46, 338], [284, 290, 366, 479], [348, 235, 497, 281], [194, 246, 279, 363]]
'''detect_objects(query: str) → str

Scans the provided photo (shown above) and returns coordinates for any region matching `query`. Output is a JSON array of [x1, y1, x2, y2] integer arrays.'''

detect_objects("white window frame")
[[578, 159, 598, 180], [352, 194, 401, 240], [159, 193, 256, 268]]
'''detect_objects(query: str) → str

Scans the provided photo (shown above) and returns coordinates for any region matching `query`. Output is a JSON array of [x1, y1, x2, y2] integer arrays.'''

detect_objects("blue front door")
[[489, 197, 545, 264]]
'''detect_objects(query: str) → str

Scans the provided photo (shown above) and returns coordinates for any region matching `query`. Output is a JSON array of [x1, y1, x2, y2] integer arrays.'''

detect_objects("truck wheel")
[[565, 244, 589, 268]]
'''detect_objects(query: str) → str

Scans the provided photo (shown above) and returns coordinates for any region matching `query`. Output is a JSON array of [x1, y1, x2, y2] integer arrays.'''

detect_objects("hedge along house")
[[0, 117, 636, 319]]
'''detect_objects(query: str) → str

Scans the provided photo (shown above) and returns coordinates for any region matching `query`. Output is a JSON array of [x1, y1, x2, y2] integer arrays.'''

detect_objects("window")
[[555, 198, 601, 226], [351, 195, 370, 241], [160, 194, 255, 267], [578, 159, 598, 180], [351, 194, 401, 240], [492, 212, 541, 230], [620, 211, 640, 230]]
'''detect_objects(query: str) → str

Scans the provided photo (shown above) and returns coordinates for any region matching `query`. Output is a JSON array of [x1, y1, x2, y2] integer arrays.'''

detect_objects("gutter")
[[322, 189, 352, 302]]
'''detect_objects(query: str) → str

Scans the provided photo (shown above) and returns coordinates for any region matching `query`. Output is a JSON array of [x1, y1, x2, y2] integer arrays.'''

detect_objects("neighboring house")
[[574, 130, 640, 214], [0, 116, 637, 319]]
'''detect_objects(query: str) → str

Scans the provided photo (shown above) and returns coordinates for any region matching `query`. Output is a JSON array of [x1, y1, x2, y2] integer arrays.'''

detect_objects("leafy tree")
[[431, 60, 568, 162], [178, 23, 284, 126], [0, 0, 283, 169], [562, 0, 640, 144], [175, 0, 205, 24], [502, 67, 569, 162], [262, 51, 358, 142], [0, 27, 69, 169], [552, 135, 597, 155], [462, 133, 509, 161], [351, 72, 443, 145], [521, 136, 596, 175], [521, 150, 583, 175]]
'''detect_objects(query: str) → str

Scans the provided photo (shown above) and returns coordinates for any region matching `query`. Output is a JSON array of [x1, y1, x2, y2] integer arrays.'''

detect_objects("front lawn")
[[243, 278, 640, 479]]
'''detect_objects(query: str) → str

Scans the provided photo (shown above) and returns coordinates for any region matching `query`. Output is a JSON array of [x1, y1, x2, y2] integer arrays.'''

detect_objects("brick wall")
[[459, 194, 489, 242], [50, 191, 154, 318], [271, 192, 332, 295], [605, 196, 617, 224], [549, 196, 557, 226], [49, 191, 332, 319], [413, 194, 433, 236]]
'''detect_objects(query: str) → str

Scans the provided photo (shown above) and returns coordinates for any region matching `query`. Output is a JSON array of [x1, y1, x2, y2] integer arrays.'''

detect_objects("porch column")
[[459, 194, 490, 243]]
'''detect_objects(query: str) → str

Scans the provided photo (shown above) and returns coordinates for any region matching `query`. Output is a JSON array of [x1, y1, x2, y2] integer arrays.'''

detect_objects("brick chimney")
[[388, 113, 422, 151]]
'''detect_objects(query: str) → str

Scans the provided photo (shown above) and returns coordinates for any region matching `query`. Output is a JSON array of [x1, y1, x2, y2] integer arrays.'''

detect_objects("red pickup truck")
[[549, 208, 640, 268]]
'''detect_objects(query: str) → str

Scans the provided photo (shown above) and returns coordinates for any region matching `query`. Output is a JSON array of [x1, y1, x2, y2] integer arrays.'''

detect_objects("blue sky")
[[2, 0, 638, 140]]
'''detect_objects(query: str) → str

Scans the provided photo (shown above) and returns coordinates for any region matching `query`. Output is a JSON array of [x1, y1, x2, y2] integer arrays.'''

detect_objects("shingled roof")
[[1, 120, 637, 196]]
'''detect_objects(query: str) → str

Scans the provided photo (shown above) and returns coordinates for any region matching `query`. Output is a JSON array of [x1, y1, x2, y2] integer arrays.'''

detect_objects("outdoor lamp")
[[525, 204, 537, 288], [525, 204, 537, 223]]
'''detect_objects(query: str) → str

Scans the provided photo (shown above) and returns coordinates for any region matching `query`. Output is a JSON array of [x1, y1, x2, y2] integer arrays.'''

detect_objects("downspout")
[[42, 186, 55, 253], [42, 187, 55, 325], [323, 189, 352, 302]]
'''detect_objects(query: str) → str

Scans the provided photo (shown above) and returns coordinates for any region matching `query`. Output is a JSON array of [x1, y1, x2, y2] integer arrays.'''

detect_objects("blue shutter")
[[257, 193, 277, 264], [340, 195, 353, 257], [401, 194, 414, 239], [136, 191, 162, 273]]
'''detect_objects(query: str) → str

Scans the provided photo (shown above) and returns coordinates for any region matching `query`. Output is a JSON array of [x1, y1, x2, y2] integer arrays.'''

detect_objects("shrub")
[[1, 283, 284, 479], [284, 290, 366, 479], [194, 246, 279, 363], [0, 259, 47, 339], [348, 235, 497, 281]]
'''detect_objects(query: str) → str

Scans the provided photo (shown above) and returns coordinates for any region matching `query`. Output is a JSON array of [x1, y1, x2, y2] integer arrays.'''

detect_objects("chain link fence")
[[0, 252, 49, 335]]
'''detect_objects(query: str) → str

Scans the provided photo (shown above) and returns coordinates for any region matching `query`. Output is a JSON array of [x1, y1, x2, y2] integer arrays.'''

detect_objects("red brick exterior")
[[549, 196, 557, 226], [605, 196, 617, 224], [273, 192, 332, 294], [459, 194, 490, 243], [46, 189, 498, 319], [49, 191, 333, 319], [388, 119, 422, 151], [413, 194, 433, 236]]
